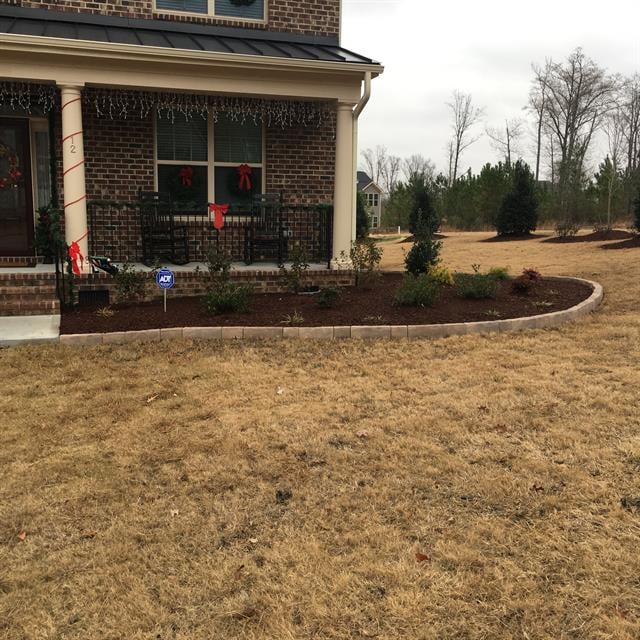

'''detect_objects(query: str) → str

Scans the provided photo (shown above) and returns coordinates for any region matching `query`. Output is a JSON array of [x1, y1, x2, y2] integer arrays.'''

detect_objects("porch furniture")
[[139, 191, 190, 266], [244, 193, 286, 265]]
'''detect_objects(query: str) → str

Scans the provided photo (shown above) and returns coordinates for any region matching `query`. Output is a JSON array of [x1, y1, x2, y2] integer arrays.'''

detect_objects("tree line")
[[361, 48, 640, 233]]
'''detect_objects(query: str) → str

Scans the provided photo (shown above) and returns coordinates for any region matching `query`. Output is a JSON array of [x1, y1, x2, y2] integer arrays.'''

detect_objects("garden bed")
[[61, 273, 593, 334], [543, 229, 636, 243]]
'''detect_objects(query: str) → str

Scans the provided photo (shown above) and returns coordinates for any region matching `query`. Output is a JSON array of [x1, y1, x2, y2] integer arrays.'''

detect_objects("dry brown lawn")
[[2, 231, 640, 639]]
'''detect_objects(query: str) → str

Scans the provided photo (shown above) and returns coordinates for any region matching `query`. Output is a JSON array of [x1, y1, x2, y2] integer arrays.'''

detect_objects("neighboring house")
[[357, 171, 383, 229], [0, 1, 382, 315]]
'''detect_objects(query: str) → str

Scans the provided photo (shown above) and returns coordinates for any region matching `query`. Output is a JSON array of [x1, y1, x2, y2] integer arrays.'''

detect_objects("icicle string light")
[[88, 88, 332, 128], [0, 82, 56, 114]]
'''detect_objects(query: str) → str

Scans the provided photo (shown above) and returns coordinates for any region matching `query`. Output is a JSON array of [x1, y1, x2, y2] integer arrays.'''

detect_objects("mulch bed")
[[61, 273, 593, 334], [401, 233, 448, 243], [543, 229, 636, 243], [600, 235, 640, 250], [481, 233, 550, 243]]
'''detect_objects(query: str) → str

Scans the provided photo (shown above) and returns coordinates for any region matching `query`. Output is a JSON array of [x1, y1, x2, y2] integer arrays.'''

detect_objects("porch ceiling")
[[0, 5, 383, 103]]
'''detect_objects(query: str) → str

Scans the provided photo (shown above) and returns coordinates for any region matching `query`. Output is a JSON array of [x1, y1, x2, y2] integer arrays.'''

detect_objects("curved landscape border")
[[57, 276, 604, 346]]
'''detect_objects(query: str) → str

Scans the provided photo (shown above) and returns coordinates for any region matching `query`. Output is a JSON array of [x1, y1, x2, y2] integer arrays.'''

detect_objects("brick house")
[[0, 0, 382, 315]]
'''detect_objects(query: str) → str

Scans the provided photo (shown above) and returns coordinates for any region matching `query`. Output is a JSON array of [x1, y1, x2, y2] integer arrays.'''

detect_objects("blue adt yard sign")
[[156, 269, 175, 312]]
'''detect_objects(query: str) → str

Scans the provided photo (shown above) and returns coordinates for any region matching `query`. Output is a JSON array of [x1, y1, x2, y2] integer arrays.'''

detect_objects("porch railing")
[[87, 199, 333, 267]]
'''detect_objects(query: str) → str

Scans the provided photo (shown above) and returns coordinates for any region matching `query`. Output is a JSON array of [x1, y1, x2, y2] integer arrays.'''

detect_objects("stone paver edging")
[[57, 276, 603, 346]]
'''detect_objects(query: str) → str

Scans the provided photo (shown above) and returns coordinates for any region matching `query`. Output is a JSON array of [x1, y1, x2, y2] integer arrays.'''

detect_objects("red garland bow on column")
[[68, 240, 84, 276], [209, 203, 230, 231], [179, 166, 194, 188], [237, 164, 252, 191]]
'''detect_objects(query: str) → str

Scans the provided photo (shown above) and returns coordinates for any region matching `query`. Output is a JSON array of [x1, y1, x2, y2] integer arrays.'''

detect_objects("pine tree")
[[408, 176, 440, 237], [495, 160, 538, 236]]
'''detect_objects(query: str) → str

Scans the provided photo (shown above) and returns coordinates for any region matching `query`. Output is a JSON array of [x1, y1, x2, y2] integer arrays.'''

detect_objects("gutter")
[[352, 72, 372, 239]]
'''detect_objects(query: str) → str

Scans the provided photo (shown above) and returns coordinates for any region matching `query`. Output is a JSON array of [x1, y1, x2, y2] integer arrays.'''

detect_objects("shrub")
[[351, 238, 382, 287], [405, 236, 442, 276], [356, 192, 370, 239], [114, 262, 148, 303], [408, 176, 440, 237], [34, 204, 65, 263], [454, 265, 499, 299], [280, 245, 309, 293], [555, 220, 579, 238], [203, 281, 252, 314], [394, 274, 442, 308], [511, 268, 542, 295], [205, 244, 232, 283], [426, 263, 454, 286], [317, 287, 341, 308], [495, 160, 538, 236], [487, 266, 510, 280]]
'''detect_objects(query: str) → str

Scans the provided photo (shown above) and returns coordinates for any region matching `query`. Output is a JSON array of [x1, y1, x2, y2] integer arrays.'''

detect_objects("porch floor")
[[0, 261, 330, 275]]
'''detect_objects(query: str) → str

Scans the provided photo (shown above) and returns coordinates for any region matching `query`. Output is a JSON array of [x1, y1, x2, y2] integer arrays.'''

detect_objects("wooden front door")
[[0, 119, 34, 256]]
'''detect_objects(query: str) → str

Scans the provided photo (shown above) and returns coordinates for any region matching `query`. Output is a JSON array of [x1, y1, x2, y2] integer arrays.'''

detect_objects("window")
[[156, 115, 209, 209], [155, 114, 264, 213], [366, 192, 379, 208], [155, 0, 266, 20]]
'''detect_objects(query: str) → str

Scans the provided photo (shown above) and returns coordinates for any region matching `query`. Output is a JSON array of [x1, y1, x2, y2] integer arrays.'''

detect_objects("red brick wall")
[[6, 0, 341, 37]]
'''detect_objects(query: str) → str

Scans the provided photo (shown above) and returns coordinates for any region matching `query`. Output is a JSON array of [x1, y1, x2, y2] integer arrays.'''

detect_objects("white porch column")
[[331, 101, 356, 269], [59, 84, 89, 273]]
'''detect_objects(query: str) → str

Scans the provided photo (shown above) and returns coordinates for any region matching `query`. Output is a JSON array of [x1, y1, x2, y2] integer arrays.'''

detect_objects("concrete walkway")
[[0, 314, 61, 347]]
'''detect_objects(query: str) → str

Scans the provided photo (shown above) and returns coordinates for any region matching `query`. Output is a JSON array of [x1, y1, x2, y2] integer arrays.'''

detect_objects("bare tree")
[[486, 118, 525, 166], [360, 145, 388, 186], [529, 62, 550, 181], [402, 154, 436, 182], [603, 110, 625, 226], [620, 74, 640, 172], [382, 155, 402, 193], [446, 90, 484, 185], [535, 49, 617, 219]]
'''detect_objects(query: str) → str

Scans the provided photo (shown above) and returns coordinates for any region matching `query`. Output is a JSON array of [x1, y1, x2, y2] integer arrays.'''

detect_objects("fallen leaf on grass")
[[356, 431, 370, 439], [530, 484, 545, 493], [17, 531, 26, 541], [276, 387, 285, 395], [415, 552, 431, 563], [170, 509, 179, 518], [146, 394, 159, 404], [80, 530, 97, 539], [233, 564, 245, 581]]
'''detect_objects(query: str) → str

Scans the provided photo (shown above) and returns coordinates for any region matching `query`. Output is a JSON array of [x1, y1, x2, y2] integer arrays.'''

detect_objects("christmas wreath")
[[0, 141, 22, 191]]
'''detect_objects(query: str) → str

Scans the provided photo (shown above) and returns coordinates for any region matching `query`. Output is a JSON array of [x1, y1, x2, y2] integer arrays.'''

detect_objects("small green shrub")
[[205, 244, 233, 283], [487, 266, 510, 280], [280, 245, 309, 293], [426, 263, 454, 286], [351, 238, 382, 287], [394, 274, 442, 308], [203, 281, 252, 314], [317, 287, 341, 308], [405, 236, 442, 276], [114, 262, 148, 303], [454, 266, 498, 299]]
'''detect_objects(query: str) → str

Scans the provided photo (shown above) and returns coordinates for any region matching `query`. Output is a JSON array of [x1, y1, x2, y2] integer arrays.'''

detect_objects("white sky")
[[341, 0, 640, 177]]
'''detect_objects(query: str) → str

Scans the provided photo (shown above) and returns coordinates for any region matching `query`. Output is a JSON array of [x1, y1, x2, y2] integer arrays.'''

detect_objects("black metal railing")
[[87, 198, 333, 267]]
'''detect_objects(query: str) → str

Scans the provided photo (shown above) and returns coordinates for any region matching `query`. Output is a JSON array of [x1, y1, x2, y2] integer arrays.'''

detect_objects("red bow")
[[237, 164, 252, 191], [68, 240, 84, 276], [179, 166, 194, 187], [209, 203, 230, 231]]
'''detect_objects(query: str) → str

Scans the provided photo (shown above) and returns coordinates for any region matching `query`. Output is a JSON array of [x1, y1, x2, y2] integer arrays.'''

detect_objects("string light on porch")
[[0, 82, 56, 114], [88, 89, 333, 128]]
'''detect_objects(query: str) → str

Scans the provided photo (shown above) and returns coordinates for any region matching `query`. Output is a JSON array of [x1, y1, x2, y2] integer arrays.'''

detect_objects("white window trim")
[[154, 112, 266, 220], [154, 0, 268, 24]]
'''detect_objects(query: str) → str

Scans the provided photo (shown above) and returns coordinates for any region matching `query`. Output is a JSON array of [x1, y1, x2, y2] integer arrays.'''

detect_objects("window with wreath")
[[213, 115, 263, 212], [156, 116, 209, 209], [155, 0, 265, 19]]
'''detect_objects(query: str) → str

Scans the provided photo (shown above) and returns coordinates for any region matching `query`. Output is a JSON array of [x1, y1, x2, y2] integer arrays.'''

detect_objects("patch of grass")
[[2, 232, 640, 639], [280, 311, 305, 326], [95, 306, 116, 318]]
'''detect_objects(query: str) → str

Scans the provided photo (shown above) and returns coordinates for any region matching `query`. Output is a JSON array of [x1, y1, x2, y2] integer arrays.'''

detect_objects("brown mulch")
[[401, 233, 447, 243], [543, 229, 636, 244], [61, 273, 592, 334], [481, 233, 550, 243], [600, 235, 640, 250]]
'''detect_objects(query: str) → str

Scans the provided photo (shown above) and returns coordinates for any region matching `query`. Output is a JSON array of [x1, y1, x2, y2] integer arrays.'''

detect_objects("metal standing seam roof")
[[0, 5, 380, 66]]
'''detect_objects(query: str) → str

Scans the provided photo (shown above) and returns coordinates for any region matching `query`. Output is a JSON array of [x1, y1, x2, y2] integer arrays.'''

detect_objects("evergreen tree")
[[355, 192, 370, 239], [495, 160, 539, 235], [634, 188, 640, 232], [408, 175, 440, 237]]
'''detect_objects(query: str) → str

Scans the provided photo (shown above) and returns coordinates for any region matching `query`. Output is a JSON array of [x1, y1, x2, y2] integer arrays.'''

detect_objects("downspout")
[[351, 71, 372, 241]]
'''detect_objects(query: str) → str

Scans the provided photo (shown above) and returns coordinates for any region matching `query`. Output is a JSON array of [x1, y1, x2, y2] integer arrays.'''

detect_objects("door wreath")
[[0, 141, 22, 191]]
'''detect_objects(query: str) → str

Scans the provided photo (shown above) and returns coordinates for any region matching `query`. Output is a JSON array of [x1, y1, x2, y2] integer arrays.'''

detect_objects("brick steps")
[[0, 273, 61, 317]]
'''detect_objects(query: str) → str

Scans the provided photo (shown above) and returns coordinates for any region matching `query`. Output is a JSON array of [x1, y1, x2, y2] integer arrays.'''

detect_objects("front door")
[[0, 119, 33, 255]]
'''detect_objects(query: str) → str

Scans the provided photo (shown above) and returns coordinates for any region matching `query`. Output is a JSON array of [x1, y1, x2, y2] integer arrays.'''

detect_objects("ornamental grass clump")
[[454, 265, 499, 300], [394, 273, 442, 308]]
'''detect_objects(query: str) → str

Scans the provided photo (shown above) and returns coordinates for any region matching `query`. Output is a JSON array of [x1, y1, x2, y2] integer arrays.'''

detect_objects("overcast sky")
[[342, 0, 640, 178]]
